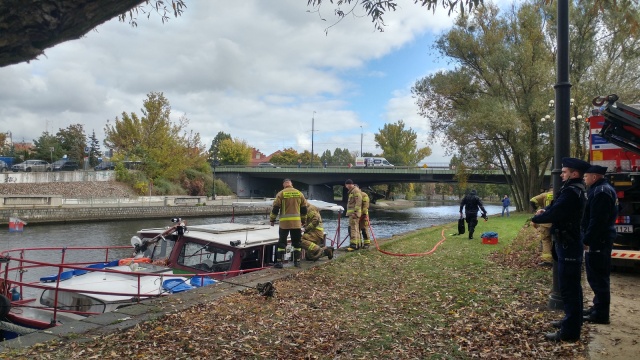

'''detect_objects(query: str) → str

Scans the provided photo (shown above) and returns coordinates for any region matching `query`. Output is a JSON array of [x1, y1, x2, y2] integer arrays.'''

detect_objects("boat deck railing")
[[0, 246, 264, 326]]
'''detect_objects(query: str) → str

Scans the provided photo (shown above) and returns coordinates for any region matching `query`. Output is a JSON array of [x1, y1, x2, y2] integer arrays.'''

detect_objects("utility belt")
[[554, 228, 577, 246]]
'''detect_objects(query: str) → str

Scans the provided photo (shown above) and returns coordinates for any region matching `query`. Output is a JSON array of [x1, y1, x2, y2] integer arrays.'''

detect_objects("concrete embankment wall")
[[0, 205, 271, 225]]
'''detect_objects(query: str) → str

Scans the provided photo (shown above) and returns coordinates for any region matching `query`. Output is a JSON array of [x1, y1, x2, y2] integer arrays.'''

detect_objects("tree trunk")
[[0, 0, 144, 67]]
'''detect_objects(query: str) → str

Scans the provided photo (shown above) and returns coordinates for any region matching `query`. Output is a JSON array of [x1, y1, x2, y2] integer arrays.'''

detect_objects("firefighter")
[[345, 179, 362, 251], [301, 205, 334, 261], [582, 165, 618, 325], [357, 185, 372, 249], [270, 178, 308, 268], [532, 157, 589, 342], [530, 188, 554, 267]]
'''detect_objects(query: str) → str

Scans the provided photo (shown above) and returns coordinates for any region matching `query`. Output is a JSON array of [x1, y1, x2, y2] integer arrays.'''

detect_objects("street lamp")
[[311, 111, 316, 168], [360, 126, 363, 156], [212, 157, 219, 200]]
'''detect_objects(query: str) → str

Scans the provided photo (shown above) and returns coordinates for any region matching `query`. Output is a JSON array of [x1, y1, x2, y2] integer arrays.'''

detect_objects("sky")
[[0, 0, 463, 166]]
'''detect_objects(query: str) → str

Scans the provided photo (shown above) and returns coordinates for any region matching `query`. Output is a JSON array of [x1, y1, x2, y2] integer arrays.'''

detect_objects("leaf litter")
[[1, 220, 588, 359]]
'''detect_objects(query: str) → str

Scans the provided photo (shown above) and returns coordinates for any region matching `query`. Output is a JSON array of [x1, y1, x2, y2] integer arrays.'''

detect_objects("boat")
[[0, 200, 344, 340]]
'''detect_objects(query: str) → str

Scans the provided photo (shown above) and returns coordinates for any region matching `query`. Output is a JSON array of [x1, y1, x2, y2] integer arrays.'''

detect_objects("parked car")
[[51, 159, 79, 171], [258, 162, 276, 167], [0, 160, 8, 172], [94, 161, 115, 171], [12, 160, 52, 172]]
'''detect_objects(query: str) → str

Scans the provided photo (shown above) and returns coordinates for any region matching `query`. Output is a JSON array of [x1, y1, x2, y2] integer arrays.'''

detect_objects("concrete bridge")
[[215, 166, 521, 202]]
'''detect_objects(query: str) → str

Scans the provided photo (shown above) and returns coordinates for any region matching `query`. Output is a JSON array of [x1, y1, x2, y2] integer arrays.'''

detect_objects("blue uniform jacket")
[[581, 178, 618, 247], [531, 178, 586, 241]]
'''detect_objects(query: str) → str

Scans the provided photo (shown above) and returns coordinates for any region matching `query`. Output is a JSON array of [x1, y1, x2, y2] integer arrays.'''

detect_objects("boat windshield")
[[177, 241, 234, 273], [142, 236, 175, 262], [40, 290, 106, 314]]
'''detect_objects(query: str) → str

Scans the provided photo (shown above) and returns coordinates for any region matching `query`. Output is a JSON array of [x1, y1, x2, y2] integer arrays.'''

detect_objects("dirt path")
[[587, 269, 640, 359]]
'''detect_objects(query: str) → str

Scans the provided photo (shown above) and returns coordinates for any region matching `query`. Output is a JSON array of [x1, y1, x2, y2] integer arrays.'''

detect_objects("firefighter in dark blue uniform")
[[582, 165, 618, 325], [531, 157, 589, 342]]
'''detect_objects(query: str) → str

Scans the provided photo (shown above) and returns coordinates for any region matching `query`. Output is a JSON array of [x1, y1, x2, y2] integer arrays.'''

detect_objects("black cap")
[[561, 157, 590, 173], [585, 165, 607, 175], [345, 179, 353, 184], [283, 178, 291, 183]]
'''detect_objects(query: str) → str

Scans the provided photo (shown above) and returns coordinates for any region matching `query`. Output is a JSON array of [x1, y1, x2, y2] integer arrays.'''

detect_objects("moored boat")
[[0, 200, 343, 341]]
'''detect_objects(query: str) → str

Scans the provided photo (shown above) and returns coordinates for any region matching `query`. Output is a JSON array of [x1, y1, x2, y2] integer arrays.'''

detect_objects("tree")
[[331, 148, 354, 166], [374, 120, 431, 166], [0, 1, 186, 67], [308, 0, 483, 32], [104, 91, 208, 180], [269, 148, 299, 165], [217, 138, 252, 165], [320, 149, 333, 166], [414, 3, 552, 210], [208, 131, 231, 160], [3, 1, 638, 69], [412, 1, 640, 210], [88, 130, 103, 167], [558, 0, 640, 160], [57, 124, 87, 162], [32, 132, 61, 162]]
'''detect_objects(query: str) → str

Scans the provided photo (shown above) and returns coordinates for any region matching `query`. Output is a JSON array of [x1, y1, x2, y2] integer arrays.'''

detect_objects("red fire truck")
[[589, 95, 640, 266]]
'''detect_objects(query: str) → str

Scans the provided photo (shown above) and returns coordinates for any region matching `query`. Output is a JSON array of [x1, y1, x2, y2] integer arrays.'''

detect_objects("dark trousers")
[[586, 244, 612, 319], [465, 215, 478, 237], [555, 240, 584, 339], [278, 228, 302, 250]]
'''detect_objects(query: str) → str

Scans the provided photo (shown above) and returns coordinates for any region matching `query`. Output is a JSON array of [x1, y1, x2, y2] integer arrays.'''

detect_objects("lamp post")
[[360, 126, 363, 156], [311, 111, 315, 168], [212, 157, 219, 201], [547, 0, 571, 311]]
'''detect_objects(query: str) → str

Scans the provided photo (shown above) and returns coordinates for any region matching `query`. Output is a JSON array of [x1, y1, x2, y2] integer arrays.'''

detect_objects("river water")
[[1, 203, 510, 251], [1, 203, 510, 299]]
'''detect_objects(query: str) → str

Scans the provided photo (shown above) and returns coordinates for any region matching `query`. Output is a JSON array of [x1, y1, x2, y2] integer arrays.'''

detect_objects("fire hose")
[[368, 222, 448, 257]]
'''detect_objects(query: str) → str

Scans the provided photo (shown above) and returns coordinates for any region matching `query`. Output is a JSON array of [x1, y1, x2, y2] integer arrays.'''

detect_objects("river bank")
[[0, 214, 590, 358]]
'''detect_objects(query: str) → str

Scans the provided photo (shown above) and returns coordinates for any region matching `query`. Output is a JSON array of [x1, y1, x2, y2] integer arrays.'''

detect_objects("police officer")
[[345, 179, 362, 251], [531, 157, 589, 342], [582, 165, 618, 325], [530, 189, 554, 267], [357, 185, 372, 249], [459, 189, 487, 239], [301, 204, 334, 261], [270, 179, 308, 268]]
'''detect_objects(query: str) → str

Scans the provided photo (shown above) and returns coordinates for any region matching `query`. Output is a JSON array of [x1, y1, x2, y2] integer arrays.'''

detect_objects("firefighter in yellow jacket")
[[301, 205, 334, 261], [270, 178, 308, 268], [530, 189, 554, 267], [357, 185, 372, 249], [345, 179, 363, 251]]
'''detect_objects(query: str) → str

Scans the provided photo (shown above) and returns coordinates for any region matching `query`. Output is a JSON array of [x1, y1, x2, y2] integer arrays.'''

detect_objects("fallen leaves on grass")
[[3, 223, 588, 359]]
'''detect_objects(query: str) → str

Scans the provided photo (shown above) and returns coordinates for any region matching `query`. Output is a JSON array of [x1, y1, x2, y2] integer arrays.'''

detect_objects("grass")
[[0, 213, 587, 359]]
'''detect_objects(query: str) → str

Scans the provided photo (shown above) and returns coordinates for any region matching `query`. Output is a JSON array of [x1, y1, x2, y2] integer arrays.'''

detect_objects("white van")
[[355, 157, 394, 167]]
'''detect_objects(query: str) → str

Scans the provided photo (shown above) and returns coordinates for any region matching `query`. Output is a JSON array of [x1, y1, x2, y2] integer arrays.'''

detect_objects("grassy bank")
[[2, 214, 587, 359]]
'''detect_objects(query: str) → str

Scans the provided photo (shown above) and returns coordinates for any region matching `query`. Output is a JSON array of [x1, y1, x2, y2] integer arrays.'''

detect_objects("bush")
[[114, 167, 234, 196], [152, 177, 186, 196]]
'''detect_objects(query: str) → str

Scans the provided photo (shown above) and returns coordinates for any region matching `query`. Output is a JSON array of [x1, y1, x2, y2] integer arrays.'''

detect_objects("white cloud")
[[0, 0, 456, 160]]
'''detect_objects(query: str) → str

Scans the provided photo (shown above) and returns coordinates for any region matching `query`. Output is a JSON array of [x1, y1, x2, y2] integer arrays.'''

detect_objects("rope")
[[370, 224, 448, 257]]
